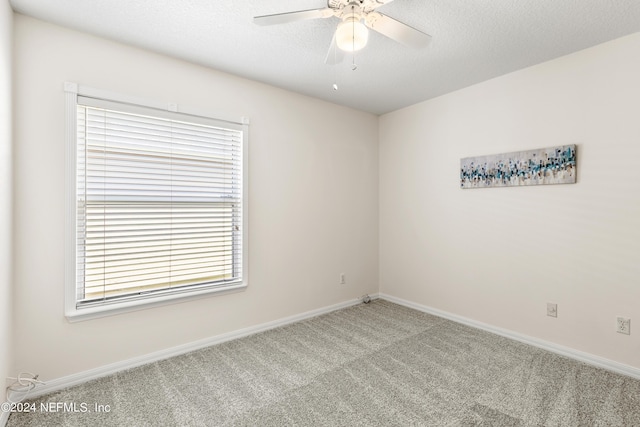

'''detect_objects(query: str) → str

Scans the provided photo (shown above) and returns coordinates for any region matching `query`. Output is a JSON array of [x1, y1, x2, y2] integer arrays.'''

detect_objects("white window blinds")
[[74, 96, 244, 308]]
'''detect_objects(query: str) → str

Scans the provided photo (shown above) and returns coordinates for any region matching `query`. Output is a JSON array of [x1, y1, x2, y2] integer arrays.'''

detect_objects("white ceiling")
[[9, 0, 640, 115]]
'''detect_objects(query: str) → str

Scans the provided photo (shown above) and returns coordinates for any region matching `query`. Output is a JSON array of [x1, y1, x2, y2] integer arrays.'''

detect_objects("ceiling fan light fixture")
[[335, 17, 368, 52]]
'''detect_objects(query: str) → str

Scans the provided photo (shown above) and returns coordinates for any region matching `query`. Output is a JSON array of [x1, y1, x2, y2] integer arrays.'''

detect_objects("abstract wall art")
[[460, 145, 576, 189]]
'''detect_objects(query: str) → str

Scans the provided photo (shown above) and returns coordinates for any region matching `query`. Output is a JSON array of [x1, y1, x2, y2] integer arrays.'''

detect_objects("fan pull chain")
[[351, 5, 358, 71], [333, 35, 339, 90]]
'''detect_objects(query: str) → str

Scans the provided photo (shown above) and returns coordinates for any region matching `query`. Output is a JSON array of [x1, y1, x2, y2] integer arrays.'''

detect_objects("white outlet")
[[340, 273, 346, 285], [617, 317, 631, 335], [546, 303, 557, 318]]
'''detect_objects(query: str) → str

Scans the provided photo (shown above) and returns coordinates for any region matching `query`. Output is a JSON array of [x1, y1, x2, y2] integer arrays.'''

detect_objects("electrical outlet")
[[340, 273, 346, 285], [617, 317, 631, 335], [547, 303, 557, 318]]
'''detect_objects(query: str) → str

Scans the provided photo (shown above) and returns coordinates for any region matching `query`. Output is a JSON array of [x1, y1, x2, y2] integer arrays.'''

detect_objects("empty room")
[[1, 0, 640, 425]]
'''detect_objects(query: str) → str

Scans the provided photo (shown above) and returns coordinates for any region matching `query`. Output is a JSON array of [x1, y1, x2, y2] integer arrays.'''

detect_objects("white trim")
[[64, 82, 245, 127], [23, 296, 374, 399], [63, 82, 250, 322], [0, 408, 9, 427], [66, 284, 248, 322], [63, 83, 77, 321], [15, 291, 639, 409], [379, 293, 640, 380]]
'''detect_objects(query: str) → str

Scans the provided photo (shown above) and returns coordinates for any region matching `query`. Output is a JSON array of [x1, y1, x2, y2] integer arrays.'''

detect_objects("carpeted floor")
[[6, 300, 640, 426]]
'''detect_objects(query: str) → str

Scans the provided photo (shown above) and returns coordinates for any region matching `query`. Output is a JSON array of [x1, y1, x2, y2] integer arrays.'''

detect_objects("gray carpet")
[[6, 300, 640, 426]]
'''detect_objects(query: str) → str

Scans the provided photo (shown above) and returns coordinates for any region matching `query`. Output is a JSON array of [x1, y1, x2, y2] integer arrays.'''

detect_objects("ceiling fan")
[[254, 0, 432, 64]]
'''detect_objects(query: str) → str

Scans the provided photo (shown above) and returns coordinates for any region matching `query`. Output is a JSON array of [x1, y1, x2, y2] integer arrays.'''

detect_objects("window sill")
[[65, 282, 247, 322]]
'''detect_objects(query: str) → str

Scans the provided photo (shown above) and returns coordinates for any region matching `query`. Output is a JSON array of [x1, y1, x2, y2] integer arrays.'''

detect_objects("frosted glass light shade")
[[335, 18, 368, 52]]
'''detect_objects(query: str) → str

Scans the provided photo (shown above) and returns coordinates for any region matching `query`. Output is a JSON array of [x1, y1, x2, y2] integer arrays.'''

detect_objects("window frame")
[[64, 82, 249, 322]]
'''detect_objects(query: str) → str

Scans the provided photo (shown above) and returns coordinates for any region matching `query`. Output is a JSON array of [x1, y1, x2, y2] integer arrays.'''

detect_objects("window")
[[65, 83, 248, 320]]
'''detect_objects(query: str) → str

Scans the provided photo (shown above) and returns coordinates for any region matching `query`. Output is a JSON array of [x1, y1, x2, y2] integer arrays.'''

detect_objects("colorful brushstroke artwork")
[[460, 145, 576, 189]]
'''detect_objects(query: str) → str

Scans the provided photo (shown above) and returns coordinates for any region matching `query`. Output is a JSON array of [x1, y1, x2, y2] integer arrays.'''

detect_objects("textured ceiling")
[[9, 0, 640, 115]]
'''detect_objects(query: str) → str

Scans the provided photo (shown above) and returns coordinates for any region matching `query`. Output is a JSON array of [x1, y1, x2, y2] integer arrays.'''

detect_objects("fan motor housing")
[[329, 0, 390, 14]]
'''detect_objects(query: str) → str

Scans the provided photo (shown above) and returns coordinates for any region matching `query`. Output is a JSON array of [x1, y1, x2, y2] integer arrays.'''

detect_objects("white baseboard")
[[379, 293, 640, 380], [12, 289, 636, 423], [20, 295, 377, 402]]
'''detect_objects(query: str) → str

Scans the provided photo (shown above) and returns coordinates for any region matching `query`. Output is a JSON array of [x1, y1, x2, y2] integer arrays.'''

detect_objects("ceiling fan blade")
[[364, 12, 431, 48], [254, 8, 334, 26]]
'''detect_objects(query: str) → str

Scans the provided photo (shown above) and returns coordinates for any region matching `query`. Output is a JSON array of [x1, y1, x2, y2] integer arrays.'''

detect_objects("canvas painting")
[[460, 145, 576, 189]]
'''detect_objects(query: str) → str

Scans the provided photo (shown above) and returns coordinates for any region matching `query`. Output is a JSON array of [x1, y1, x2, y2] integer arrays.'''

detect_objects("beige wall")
[[12, 14, 379, 380], [380, 33, 640, 368], [10, 9, 640, 384], [1, 0, 13, 393]]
